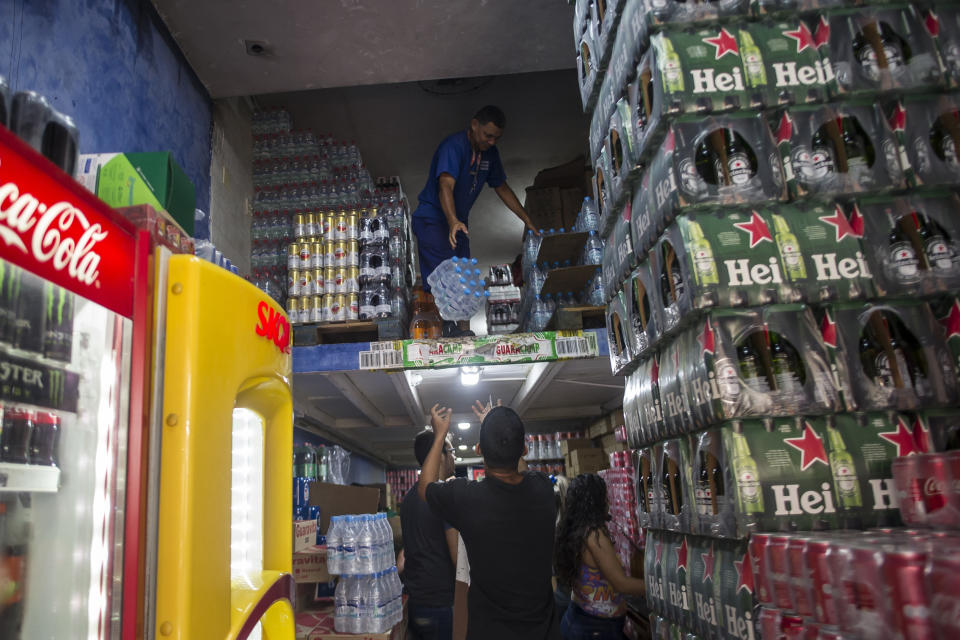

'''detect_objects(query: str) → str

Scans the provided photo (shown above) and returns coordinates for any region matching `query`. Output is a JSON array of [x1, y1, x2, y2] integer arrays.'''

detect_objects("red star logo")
[[677, 537, 689, 572], [939, 299, 960, 341], [820, 310, 837, 349], [880, 417, 921, 457], [699, 319, 715, 356], [777, 112, 794, 144], [814, 17, 831, 49], [655, 539, 665, 566], [784, 422, 829, 471], [703, 28, 740, 60], [926, 10, 941, 38], [819, 204, 861, 242], [651, 355, 660, 382], [701, 543, 715, 584], [784, 23, 816, 53], [734, 549, 755, 595], [848, 203, 865, 238], [913, 417, 932, 453], [889, 102, 907, 133], [733, 211, 773, 248], [664, 129, 676, 152]]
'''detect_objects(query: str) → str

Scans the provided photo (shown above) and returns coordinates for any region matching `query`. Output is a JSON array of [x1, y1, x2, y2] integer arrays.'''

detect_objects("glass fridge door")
[[0, 258, 131, 640]]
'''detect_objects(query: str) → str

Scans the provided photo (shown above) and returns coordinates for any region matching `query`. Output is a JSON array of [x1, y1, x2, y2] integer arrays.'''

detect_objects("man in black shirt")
[[418, 401, 561, 640], [401, 429, 459, 640]]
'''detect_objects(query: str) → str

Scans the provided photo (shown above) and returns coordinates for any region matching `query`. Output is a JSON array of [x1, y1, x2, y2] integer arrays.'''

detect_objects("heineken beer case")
[[660, 437, 695, 533], [578, 29, 604, 112], [723, 418, 843, 534], [856, 193, 960, 298], [687, 534, 724, 638], [641, 0, 750, 34], [739, 19, 833, 108], [775, 101, 905, 200], [819, 301, 960, 412], [606, 288, 634, 374], [635, 446, 657, 527], [635, 114, 786, 256], [602, 197, 637, 302], [593, 146, 617, 233], [629, 261, 661, 360], [659, 327, 698, 435], [608, 100, 640, 197], [691, 428, 737, 539], [663, 531, 694, 629], [682, 307, 841, 431], [636, 352, 667, 445], [895, 93, 960, 188], [589, 0, 627, 76], [827, 5, 945, 96], [921, 407, 960, 452], [932, 294, 960, 389], [932, 5, 960, 88], [712, 537, 758, 640]]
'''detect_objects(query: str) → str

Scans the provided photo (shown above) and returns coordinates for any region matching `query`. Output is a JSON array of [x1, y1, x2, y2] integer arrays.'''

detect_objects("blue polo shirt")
[[413, 130, 507, 224]]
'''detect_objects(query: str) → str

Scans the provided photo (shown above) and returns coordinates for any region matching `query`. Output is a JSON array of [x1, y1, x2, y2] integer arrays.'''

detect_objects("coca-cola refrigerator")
[[0, 126, 296, 640]]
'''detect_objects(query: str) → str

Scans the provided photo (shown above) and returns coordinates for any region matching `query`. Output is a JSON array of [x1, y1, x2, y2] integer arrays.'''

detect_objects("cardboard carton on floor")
[[293, 545, 329, 583], [587, 415, 614, 440], [309, 482, 381, 532], [294, 519, 318, 554], [559, 438, 593, 457], [600, 433, 620, 452]]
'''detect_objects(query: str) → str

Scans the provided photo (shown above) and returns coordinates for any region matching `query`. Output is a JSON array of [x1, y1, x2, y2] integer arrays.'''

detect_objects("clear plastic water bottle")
[[588, 269, 606, 306], [357, 515, 374, 573], [326, 516, 342, 574], [341, 515, 358, 575], [334, 574, 349, 631], [583, 230, 604, 266], [581, 197, 599, 232], [544, 293, 556, 316], [523, 229, 541, 266], [346, 574, 363, 632]]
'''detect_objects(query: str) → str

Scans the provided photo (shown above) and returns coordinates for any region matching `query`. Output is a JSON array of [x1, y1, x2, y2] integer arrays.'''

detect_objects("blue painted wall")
[[1, 0, 212, 211]]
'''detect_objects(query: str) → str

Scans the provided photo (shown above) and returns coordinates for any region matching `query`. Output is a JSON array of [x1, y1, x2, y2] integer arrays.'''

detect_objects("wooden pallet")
[[547, 305, 606, 331], [293, 318, 405, 346]]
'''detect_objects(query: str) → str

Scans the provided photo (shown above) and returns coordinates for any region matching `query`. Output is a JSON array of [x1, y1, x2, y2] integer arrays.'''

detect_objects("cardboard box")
[[296, 582, 322, 614], [78, 152, 196, 235], [524, 186, 564, 232], [568, 448, 609, 475], [604, 442, 628, 456], [388, 515, 402, 543], [309, 482, 381, 532], [588, 415, 614, 440], [600, 433, 619, 452], [293, 546, 329, 583], [115, 204, 193, 254], [363, 483, 389, 512], [559, 438, 593, 457], [294, 519, 319, 554]]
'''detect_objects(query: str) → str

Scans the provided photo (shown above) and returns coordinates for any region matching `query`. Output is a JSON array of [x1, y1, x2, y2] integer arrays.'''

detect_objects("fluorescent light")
[[458, 444, 468, 451], [460, 366, 480, 386], [458, 422, 471, 430]]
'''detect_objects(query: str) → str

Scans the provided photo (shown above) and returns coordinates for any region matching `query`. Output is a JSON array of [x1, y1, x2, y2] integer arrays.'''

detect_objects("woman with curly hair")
[[554, 474, 645, 639]]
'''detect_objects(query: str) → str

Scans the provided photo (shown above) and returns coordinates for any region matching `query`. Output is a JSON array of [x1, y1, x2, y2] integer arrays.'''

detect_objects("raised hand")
[[430, 403, 453, 436], [471, 398, 503, 422]]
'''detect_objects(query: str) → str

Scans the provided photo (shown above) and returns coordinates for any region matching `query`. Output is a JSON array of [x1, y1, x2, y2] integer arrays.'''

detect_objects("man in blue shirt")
[[412, 106, 539, 333]]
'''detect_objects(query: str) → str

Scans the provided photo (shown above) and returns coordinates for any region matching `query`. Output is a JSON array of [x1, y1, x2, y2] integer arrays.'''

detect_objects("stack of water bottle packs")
[[520, 197, 607, 332], [325, 513, 404, 633], [249, 107, 414, 328], [426, 257, 489, 321]]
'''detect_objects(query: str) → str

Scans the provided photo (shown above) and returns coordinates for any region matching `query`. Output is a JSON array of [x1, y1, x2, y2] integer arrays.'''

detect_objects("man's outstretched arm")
[[418, 403, 452, 502], [494, 182, 539, 235]]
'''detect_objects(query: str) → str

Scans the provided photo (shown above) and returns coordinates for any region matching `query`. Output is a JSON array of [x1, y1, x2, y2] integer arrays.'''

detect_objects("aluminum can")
[[310, 242, 324, 269], [882, 547, 934, 640], [310, 295, 323, 323], [347, 211, 359, 240], [749, 533, 773, 606], [324, 268, 336, 295], [299, 242, 311, 270], [298, 296, 310, 323], [312, 269, 324, 295], [288, 269, 301, 297], [321, 294, 335, 323], [287, 243, 299, 271], [767, 535, 794, 611], [322, 210, 332, 236], [324, 241, 336, 268], [346, 267, 360, 294], [302, 269, 314, 296], [305, 212, 316, 237], [334, 213, 348, 240], [332, 294, 346, 322], [805, 539, 839, 626], [346, 293, 359, 320], [293, 477, 310, 507], [921, 453, 959, 528], [333, 241, 347, 268], [293, 212, 306, 238], [928, 544, 960, 639], [346, 239, 359, 267], [315, 210, 325, 238], [786, 536, 814, 617], [893, 456, 927, 527], [286, 297, 299, 325]]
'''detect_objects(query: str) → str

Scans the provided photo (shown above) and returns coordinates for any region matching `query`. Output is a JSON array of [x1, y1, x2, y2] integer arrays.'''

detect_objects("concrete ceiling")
[[293, 358, 625, 467], [151, 0, 577, 98]]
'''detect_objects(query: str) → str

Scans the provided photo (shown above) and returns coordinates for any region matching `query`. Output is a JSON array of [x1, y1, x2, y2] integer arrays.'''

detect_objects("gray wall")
[[256, 70, 589, 277], [210, 97, 255, 273]]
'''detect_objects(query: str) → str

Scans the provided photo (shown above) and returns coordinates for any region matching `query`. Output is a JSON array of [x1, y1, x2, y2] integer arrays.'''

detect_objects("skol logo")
[[256, 300, 291, 354]]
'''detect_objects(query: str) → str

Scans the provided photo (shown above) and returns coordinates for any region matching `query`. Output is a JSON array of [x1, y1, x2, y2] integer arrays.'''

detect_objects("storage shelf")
[[0, 462, 61, 493], [536, 231, 588, 267]]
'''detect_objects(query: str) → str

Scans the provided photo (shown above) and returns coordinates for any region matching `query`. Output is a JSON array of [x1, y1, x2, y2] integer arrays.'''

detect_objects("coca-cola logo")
[[0, 182, 108, 286], [924, 476, 945, 496]]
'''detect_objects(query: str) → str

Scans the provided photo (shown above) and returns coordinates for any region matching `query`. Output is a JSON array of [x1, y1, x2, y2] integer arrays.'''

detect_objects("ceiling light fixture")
[[458, 444, 468, 451], [457, 422, 471, 431], [460, 366, 481, 386]]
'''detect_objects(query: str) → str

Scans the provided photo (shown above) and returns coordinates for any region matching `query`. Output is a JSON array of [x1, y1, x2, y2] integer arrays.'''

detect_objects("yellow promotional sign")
[[155, 255, 294, 639]]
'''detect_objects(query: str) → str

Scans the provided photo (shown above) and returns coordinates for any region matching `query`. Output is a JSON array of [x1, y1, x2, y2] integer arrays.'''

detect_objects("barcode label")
[[359, 347, 403, 370], [556, 336, 590, 357], [369, 341, 401, 351]]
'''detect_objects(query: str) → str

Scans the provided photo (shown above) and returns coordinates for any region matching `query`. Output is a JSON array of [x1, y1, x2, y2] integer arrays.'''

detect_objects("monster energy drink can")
[[42, 283, 75, 362]]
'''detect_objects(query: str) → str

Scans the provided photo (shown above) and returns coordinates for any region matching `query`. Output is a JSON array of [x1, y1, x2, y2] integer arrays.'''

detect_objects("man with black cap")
[[401, 429, 459, 639], [418, 400, 560, 640]]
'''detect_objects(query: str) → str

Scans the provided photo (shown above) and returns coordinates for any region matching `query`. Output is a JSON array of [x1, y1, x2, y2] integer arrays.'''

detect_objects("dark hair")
[[478, 406, 525, 469], [414, 429, 443, 467], [473, 105, 506, 129], [554, 474, 610, 590]]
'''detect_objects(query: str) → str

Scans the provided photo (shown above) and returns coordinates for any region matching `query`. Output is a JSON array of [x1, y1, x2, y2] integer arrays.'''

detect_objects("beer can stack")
[[250, 109, 414, 329], [575, 0, 960, 637], [386, 469, 419, 506], [601, 465, 643, 570]]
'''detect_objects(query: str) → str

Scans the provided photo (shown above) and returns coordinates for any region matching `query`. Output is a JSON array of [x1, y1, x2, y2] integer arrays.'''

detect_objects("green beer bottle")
[[772, 214, 807, 281], [739, 28, 768, 89], [737, 339, 771, 393], [730, 430, 764, 514], [826, 424, 863, 509], [660, 36, 685, 94], [687, 220, 720, 287], [769, 330, 806, 393]]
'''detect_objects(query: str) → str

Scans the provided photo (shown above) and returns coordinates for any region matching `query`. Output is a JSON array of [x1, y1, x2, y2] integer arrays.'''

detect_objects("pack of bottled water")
[[427, 257, 490, 321], [333, 568, 404, 633], [325, 513, 396, 576]]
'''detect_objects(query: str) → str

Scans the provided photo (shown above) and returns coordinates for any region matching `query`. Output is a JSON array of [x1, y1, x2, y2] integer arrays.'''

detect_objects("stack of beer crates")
[[575, 0, 960, 637]]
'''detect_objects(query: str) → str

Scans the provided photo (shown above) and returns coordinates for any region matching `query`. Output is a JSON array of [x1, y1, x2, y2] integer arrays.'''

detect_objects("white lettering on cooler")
[[0, 181, 108, 286]]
